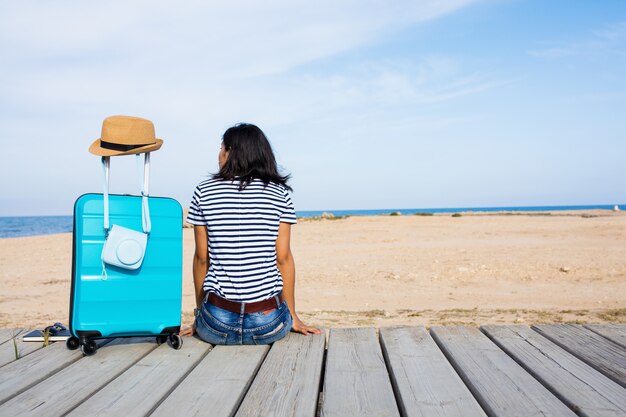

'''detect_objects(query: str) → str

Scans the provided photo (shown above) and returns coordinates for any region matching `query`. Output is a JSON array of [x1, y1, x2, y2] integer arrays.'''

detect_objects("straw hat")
[[89, 115, 164, 156]]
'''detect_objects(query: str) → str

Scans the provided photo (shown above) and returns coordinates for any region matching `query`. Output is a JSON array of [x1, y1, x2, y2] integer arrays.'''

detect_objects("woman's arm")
[[192, 225, 209, 309], [276, 222, 321, 335], [181, 225, 209, 336]]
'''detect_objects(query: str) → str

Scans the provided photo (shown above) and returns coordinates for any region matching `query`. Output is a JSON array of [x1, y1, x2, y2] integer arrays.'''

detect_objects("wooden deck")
[[0, 324, 624, 417]]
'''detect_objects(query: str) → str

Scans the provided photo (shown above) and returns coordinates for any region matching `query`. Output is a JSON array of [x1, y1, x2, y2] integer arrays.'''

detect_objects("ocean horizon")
[[0, 204, 622, 239], [296, 204, 624, 219]]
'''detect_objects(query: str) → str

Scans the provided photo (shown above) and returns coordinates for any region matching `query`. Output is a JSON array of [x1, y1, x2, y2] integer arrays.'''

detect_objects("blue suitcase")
[[68, 156, 183, 355]]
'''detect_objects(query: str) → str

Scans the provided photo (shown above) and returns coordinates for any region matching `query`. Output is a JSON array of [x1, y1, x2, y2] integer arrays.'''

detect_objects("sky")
[[1, 0, 625, 216]]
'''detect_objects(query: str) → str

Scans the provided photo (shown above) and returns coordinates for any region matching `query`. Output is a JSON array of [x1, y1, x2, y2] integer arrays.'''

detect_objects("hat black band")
[[100, 140, 148, 152]]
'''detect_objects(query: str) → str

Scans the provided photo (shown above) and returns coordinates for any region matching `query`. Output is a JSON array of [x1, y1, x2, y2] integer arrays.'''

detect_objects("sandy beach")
[[1, 210, 624, 329]]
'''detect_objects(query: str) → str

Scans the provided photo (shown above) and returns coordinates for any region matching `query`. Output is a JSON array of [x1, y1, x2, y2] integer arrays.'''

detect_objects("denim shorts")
[[195, 294, 293, 345]]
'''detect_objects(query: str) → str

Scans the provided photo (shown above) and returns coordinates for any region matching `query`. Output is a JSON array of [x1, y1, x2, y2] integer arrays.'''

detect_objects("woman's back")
[[188, 178, 297, 302], [184, 122, 320, 344]]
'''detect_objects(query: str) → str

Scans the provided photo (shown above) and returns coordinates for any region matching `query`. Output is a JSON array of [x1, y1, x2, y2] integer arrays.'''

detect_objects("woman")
[[181, 123, 320, 344]]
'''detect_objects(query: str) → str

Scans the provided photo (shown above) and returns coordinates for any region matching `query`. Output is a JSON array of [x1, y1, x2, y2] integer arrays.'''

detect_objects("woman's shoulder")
[[195, 177, 290, 197], [255, 180, 292, 198], [195, 177, 232, 191], [261, 180, 290, 193], [193, 179, 238, 199]]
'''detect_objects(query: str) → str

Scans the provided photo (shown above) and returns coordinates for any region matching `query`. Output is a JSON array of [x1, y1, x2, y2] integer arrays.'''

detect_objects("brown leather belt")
[[208, 292, 284, 314]]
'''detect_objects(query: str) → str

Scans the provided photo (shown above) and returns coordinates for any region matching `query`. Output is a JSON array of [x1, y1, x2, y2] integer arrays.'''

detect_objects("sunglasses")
[[43, 322, 67, 335]]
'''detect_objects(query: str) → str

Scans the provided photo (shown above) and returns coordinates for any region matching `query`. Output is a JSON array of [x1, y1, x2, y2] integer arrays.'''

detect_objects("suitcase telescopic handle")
[[101, 153, 151, 235]]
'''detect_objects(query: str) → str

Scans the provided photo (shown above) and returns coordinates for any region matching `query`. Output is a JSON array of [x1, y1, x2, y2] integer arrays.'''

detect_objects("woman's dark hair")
[[213, 123, 292, 191]]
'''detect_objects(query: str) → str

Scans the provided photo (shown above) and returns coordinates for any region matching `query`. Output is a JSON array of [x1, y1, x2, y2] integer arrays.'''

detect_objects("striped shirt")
[[187, 178, 297, 302]]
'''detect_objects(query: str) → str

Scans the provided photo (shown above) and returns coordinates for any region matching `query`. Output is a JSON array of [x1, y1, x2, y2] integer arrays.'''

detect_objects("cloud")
[[594, 21, 626, 41], [527, 46, 579, 59], [0, 0, 488, 132], [0, 1, 478, 76], [273, 57, 507, 124], [0, 0, 492, 215], [528, 20, 626, 60]]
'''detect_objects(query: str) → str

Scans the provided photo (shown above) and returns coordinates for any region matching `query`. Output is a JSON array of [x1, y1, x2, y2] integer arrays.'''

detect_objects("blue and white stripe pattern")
[[187, 178, 297, 302]]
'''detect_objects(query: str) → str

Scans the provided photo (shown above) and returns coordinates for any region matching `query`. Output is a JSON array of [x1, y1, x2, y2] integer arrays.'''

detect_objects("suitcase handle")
[[101, 153, 151, 234]]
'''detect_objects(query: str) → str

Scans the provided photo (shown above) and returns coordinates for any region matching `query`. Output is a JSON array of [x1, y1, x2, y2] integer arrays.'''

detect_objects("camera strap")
[[101, 153, 151, 235]]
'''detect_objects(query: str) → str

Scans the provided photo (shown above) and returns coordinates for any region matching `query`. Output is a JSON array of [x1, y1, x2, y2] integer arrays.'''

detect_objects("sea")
[[0, 204, 622, 238]]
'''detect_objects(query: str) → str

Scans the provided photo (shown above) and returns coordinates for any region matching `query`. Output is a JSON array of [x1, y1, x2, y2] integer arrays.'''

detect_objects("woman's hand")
[[179, 321, 196, 337], [291, 317, 322, 335]]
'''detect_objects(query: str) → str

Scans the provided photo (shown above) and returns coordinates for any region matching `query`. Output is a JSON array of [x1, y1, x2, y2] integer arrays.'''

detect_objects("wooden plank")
[[0, 338, 111, 405], [0, 337, 156, 416], [0, 328, 25, 345], [235, 331, 326, 417], [151, 344, 269, 417], [66, 337, 211, 416], [532, 324, 626, 387], [0, 330, 45, 367], [585, 324, 626, 349], [483, 325, 626, 416], [380, 326, 486, 417], [430, 326, 576, 417], [321, 328, 400, 417]]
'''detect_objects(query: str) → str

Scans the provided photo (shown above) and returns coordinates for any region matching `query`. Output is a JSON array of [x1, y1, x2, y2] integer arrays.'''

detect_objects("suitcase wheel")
[[156, 335, 168, 345], [66, 336, 80, 350], [80, 339, 98, 356], [167, 334, 183, 350]]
